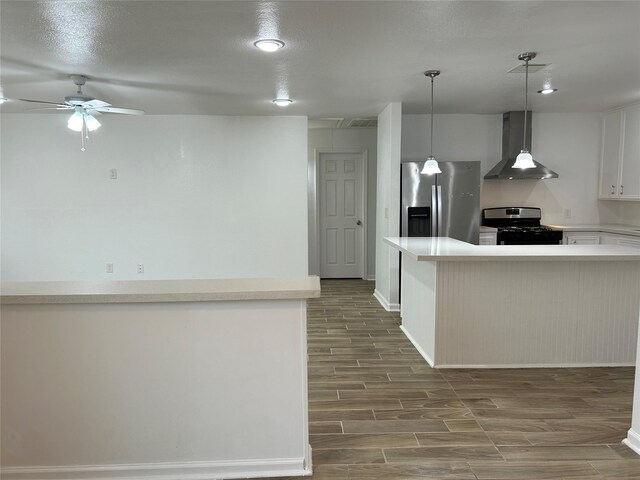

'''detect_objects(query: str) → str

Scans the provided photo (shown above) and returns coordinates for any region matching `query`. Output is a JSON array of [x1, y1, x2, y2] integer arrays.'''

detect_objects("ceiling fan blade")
[[82, 99, 111, 109], [94, 106, 145, 115], [27, 106, 73, 111], [18, 98, 67, 107]]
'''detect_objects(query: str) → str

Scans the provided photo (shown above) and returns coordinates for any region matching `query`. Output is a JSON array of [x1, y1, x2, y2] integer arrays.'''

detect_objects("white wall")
[[374, 103, 402, 310], [1, 114, 308, 281], [601, 202, 640, 225], [307, 128, 377, 278], [402, 113, 604, 225]]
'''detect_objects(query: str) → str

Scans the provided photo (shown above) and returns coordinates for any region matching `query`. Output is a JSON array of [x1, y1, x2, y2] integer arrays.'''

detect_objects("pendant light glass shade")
[[421, 70, 441, 175], [421, 156, 442, 174], [512, 52, 536, 169], [513, 150, 535, 169]]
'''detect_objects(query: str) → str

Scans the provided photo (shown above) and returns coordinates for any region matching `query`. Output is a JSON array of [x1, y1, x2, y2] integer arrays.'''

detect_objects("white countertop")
[[1, 276, 321, 305], [384, 237, 640, 261], [545, 223, 640, 237]]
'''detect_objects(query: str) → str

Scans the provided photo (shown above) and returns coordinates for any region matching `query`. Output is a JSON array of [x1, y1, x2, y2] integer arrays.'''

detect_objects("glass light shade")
[[84, 114, 101, 131], [513, 150, 536, 169], [421, 156, 442, 175], [254, 39, 285, 52], [67, 111, 84, 131]]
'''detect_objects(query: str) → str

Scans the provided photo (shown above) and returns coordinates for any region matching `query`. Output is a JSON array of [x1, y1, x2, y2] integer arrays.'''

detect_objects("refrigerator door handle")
[[431, 185, 437, 237], [437, 185, 443, 236]]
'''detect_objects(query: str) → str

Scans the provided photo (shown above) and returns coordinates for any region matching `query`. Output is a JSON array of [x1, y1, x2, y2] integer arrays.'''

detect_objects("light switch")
[[106, 263, 113, 273], [110, 169, 118, 180]]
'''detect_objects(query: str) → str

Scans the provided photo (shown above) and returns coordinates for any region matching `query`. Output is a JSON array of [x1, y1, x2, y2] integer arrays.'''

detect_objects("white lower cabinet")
[[564, 231, 640, 248], [479, 232, 497, 245], [601, 233, 640, 249], [564, 232, 601, 245]]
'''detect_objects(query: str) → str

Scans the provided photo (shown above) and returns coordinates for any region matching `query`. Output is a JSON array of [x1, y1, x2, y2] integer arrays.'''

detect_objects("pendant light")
[[512, 52, 536, 169], [421, 70, 442, 175]]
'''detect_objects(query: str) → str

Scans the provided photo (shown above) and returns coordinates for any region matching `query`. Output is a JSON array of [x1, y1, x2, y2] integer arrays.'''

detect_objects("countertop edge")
[[545, 224, 640, 237], [1, 276, 321, 305], [384, 237, 640, 262]]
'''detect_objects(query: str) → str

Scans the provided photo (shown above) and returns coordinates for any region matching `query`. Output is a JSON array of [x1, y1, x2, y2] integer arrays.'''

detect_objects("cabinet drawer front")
[[565, 234, 600, 245]]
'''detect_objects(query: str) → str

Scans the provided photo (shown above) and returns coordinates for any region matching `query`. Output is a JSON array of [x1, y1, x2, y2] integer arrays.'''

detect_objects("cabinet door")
[[565, 233, 600, 245], [620, 104, 640, 199], [599, 111, 623, 198], [479, 233, 497, 245]]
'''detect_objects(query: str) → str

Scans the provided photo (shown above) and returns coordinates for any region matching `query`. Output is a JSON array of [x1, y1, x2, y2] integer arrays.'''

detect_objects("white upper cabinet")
[[599, 103, 640, 201], [620, 104, 640, 199]]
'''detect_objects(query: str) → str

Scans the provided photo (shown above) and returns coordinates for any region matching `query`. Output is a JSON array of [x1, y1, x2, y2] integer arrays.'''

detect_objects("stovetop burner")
[[499, 226, 554, 233]]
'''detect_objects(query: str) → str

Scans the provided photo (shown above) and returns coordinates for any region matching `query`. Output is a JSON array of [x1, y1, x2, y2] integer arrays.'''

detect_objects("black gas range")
[[482, 207, 563, 245]]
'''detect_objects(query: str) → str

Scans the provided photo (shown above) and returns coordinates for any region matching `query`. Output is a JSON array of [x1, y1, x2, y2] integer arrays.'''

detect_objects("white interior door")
[[319, 153, 364, 278]]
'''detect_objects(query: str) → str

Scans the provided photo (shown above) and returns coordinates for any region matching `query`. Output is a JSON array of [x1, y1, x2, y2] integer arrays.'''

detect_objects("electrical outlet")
[[110, 169, 118, 180], [384, 207, 389, 219], [137, 264, 144, 274], [106, 263, 113, 273], [564, 208, 572, 219]]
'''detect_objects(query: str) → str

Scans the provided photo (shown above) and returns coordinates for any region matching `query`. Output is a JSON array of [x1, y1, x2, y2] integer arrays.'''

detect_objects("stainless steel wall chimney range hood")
[[484, 112, 559, 180]]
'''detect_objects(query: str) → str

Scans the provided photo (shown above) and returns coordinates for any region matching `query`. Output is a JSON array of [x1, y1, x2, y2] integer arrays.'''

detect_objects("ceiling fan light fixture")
[[84, 113, 101, 131], [254, 39, 285, 52], [67, 111, 84, 132], [272, 98, 293, 107]]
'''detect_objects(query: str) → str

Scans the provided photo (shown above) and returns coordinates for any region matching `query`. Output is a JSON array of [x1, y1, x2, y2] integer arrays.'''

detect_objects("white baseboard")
[[1, 457, 312, 480], [435, 362, 636, 369], [399, 325, 434, 367], [623, 428, 640, 456], [366, 275, 376, 281], [373, 290, 400, 312]]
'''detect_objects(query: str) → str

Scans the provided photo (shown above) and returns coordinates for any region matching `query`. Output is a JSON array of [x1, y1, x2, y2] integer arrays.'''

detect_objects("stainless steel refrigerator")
[[401, 161, 481, 244]]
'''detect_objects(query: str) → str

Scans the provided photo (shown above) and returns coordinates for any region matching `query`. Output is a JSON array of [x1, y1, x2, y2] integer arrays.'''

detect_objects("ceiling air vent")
[[308, 118, 345, 129], [347, 118, 378, 128]]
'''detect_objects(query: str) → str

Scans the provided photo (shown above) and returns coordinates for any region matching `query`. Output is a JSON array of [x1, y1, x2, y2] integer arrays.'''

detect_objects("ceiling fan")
[[19, 74, 145, 151]]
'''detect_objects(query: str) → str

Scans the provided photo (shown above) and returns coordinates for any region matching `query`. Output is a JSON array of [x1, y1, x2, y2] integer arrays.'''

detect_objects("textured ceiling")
[[1, 1, 639, 117]]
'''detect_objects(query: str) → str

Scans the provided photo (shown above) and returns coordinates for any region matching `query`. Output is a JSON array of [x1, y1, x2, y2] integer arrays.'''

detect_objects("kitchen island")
[[385, 237, 640, 368], [1, 277, 320, 480]]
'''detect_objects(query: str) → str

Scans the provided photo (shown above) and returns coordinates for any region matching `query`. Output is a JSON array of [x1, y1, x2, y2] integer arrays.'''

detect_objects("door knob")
[[356, 220, 363, 226]]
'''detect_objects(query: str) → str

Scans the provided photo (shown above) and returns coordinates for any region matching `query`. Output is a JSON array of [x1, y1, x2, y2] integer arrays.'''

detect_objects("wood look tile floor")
[[258, 279, 639, 480]]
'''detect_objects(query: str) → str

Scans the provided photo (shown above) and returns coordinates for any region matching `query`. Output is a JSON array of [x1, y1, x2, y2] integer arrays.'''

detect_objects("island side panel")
[[1, 300, 310, 479], [399, 256, 437, 366], [435, 261, 640, 368]]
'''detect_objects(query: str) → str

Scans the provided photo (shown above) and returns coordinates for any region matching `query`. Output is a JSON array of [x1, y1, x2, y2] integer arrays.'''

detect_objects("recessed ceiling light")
[[254, 39, 285, 52], [272, 98, 293, 107], [538, 88, 558, 94]]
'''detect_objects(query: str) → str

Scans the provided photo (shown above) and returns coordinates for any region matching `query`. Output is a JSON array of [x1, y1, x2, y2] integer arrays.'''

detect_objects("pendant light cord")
[[430, 75, 434, 158], [523, 57, 529, 151]]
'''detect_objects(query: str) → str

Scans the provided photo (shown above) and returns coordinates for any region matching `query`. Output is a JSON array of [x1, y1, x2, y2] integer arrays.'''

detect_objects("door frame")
[[311, 148, 368, 279]]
